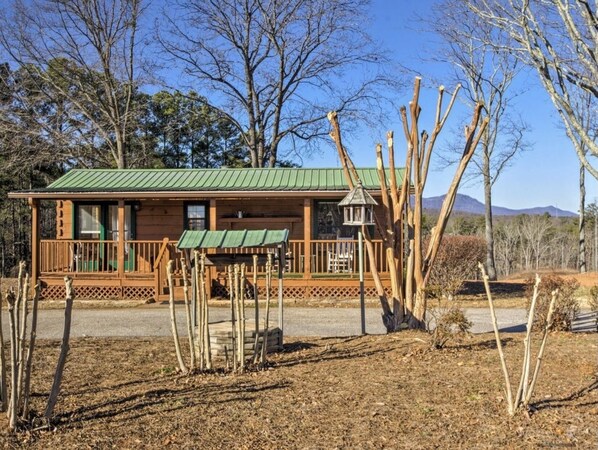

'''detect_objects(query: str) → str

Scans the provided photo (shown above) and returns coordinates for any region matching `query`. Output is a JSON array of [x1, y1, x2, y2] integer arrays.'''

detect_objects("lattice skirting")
[[210, 281, 389, 301], [41, 285, 154, 301]]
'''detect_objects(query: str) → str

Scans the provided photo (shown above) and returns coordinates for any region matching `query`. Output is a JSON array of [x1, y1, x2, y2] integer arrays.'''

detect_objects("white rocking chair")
[[327, 237, 354, 273]]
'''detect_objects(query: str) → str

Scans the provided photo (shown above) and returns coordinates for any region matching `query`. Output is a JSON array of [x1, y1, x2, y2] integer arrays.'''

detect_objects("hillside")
[[423, 193, 577, 217]]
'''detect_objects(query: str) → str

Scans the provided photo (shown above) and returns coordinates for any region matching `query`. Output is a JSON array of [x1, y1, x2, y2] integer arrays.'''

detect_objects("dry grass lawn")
[[0, 332, 595, 449]]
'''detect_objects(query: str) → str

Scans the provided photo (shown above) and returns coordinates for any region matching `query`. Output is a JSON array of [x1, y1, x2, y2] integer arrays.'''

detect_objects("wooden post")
[[193, 250, 203, 364], [29, 199, 39, 295], [278, 245, 284, 333], [196, 253, 205, 371], [117, 200, 125, 279], [234, 265, 242, 370], [303, 199, 312, 279], [228, 265, 237, 372], [252, 255, 261, 363], [239, 264, 246, 371], [261, 255, 273, 366], [153, 237, 170, 301], [208, 200, 217, 298]]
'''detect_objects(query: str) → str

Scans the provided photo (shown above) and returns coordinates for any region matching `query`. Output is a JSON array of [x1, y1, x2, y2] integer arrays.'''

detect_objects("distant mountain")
[[422, 194, 577, 217]]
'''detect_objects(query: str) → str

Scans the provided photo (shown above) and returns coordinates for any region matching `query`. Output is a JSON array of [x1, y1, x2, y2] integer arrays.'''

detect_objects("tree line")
[[0, 68, 256, 275], [434, 209, 598, 278]]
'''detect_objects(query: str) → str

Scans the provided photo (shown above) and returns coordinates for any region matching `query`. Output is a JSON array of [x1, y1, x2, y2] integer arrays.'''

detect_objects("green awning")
[[177, 229, 289, 250]]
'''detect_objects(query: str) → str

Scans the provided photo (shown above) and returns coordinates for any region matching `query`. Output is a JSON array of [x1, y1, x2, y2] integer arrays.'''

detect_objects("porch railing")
[[40, 240, 170, 275], [39, 238, 389, 276], [309, 239, 388, 274]]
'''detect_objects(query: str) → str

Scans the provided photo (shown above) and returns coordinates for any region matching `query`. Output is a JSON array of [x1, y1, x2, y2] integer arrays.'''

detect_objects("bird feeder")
[[338, 181, 378, 226]]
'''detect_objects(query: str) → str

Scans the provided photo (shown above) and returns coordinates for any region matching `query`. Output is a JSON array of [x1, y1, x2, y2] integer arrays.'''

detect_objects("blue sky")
[[303, 0, 597, 213]]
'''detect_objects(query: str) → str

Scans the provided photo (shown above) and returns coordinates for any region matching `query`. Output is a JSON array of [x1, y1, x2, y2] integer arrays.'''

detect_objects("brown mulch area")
[[0, 333, 596, 449], [461, 280, 527, 296]]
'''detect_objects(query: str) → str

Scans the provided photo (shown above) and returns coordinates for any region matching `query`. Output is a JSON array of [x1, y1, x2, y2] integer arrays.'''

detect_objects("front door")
[[75, 203, 135, 271], [106, 205, 135, 271]]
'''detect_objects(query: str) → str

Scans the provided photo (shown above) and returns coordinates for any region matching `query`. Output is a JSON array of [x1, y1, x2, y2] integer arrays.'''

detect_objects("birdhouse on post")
[[338, 181, 378, 226]]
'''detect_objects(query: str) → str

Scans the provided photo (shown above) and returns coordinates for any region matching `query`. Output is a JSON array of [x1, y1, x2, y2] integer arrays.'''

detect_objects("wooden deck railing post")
[[303, 199, 312, 279], [117, 200, 125, 280], [153, 238, 170, 300], [208, 199, 217, 297], [29, 198, 39, 294]]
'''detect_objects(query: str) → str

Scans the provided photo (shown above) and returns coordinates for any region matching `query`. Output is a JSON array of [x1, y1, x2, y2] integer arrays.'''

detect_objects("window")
[[77, 205, 101, 239], [75, 203, 135, 240], [314, 201, 355, 239], [185, 203, 208, 231]]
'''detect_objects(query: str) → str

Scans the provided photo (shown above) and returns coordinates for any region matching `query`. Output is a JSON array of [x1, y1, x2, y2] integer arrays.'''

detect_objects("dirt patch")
[[504, 270, 598, 288], [0, 333, 596, 448]]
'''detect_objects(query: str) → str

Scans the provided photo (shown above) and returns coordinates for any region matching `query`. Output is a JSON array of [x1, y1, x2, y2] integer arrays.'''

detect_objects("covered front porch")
[[36, 236, 390, 300]]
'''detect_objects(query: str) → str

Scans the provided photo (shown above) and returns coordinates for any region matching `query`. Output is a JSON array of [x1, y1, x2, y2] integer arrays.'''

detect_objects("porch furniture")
[[327, 237, 354, 273]]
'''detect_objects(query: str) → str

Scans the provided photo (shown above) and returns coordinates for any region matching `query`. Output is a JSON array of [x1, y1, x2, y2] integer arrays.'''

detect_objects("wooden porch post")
[[207, 199, 217, 298], [278, 244, 285, 333], [29, 198, 39, 293], [209, 199, 217, 230], [303, 199, 312, 279], [117, 200, 125, 279]]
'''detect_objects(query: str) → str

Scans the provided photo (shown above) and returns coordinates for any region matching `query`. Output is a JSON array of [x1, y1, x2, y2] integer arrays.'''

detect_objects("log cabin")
[[9, 167, 404, 301]]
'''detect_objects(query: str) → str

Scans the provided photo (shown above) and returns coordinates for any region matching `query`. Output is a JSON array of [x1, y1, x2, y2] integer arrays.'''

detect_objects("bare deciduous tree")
[[480, 265, 558, 416], [329, 78, 488, 331], [431, 0, 530, 280], [575, 91, 597, 272], [494, 220, 520, 276], [160, 0, 391, 167], [468, 0, 598, 178], [518, 214, 553, 270], [0, 0, 145, 168]]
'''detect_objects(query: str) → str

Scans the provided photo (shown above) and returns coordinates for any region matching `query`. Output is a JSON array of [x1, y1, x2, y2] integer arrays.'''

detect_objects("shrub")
[[525, 275, 579, 332], [427, 235, 486, 301], [589, 285, 598, 313], [429, 301, 472, 349], [589, 286, 598, 332]]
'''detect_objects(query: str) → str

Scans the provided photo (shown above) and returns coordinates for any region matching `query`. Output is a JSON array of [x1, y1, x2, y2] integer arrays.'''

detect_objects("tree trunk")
[[21, 284, 40, 420], [484, 152, 497, 280], [6, 290, 17, 430], [180, 256, 195, 370], [44, 276, 74, 422], [0, 287, 6, 413], [579, 160, 586, 273], [408, 288, 428, 330], [116, 133, 127, 169], [166, 260, 187, 374]]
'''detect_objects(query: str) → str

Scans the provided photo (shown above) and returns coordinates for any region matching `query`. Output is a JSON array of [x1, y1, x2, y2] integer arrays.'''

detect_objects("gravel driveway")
[[3, 305, 593, 339], [0, 306, 527, 338]]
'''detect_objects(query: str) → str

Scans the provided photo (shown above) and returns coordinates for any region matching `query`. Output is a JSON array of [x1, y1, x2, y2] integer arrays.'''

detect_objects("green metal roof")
[[43, 167, 403, 192], [177, 229, 289, 249]]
